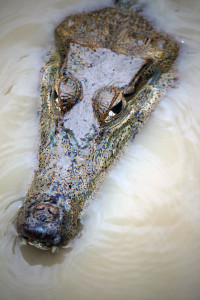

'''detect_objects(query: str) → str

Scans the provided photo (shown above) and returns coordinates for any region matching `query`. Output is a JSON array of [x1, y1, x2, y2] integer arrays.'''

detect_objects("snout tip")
[[16, 202, 71, 249]]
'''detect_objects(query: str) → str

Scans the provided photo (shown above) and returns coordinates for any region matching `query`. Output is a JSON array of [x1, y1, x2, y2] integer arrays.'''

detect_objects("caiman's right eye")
[[53, 75, 82, 113], [92, 86, 126, 125]]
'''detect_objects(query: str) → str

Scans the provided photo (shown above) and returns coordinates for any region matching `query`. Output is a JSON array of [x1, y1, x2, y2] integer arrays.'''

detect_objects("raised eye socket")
[[92, 86, 125, 124], [53, 75, 82, 113]]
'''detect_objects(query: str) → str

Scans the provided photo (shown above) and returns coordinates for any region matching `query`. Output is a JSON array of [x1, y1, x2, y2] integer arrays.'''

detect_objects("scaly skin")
[[16, 0, 179, 251]]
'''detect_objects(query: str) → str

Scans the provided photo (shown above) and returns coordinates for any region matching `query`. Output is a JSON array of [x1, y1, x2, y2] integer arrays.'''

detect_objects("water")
[[0, 0, 200, 299]]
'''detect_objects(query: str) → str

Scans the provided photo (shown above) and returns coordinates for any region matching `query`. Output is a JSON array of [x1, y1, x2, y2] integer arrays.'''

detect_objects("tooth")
[[52, 246, 58, 253], [21, 238, 27, 245]]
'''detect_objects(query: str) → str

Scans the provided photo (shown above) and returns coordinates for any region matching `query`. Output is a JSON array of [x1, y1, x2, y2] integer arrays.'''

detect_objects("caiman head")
[[16, 6, 179, 250]]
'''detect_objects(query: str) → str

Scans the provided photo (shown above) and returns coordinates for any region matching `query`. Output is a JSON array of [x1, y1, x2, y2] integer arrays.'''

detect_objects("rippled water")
[[0, 0, 200, 299]]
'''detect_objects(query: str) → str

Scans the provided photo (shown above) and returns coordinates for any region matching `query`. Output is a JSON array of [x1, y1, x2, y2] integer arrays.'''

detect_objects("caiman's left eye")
[[92, 86, 126, 124], [54, 75, 82, 112]]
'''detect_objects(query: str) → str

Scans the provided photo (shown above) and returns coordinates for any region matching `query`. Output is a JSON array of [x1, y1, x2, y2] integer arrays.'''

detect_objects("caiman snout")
[[17, 202, 74, 249]]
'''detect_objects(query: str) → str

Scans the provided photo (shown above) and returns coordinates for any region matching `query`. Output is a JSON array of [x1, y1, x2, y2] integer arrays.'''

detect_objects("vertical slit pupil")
[[111, 100, 123, 114], [54, 90, 58, 99]]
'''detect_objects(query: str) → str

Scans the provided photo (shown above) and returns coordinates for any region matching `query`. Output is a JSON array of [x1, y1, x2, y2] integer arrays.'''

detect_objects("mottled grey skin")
[[16, 0, 179, 251]]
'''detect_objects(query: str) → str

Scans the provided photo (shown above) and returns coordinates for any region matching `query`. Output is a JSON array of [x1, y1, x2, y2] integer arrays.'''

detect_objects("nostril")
[[48, 207, 57, 215], [35, 206, 45, 211], [32, 203, 60, 222]]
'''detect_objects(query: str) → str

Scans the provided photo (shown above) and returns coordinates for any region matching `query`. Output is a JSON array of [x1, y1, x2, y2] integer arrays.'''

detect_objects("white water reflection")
[[0, 0, 200, 300]]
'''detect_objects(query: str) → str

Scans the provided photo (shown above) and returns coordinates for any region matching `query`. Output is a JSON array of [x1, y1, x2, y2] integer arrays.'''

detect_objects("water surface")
[[0, 0, 200, 299]]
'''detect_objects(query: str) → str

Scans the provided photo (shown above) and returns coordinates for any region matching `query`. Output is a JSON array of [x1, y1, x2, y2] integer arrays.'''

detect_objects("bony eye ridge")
[[53, 75, 83, 112]]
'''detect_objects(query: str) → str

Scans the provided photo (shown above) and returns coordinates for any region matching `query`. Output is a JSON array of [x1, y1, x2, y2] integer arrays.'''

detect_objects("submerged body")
[[16, 0, 179, 250]]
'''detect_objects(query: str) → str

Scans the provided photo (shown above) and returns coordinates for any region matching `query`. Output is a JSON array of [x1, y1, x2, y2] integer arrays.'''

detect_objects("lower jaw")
[[21, 237, 59, 252]]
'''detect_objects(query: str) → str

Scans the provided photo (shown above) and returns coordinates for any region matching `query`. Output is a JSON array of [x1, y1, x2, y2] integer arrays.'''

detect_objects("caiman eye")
[[53, 75, 82, 112], [92, 86, 125, 124], [123, 58, 154, 100]]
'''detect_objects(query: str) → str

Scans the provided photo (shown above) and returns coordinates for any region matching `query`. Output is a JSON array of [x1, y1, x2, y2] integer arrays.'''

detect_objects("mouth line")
[[21, 236, 59, 252]]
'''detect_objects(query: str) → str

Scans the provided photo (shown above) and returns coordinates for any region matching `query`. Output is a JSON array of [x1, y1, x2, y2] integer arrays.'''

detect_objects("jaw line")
[[21, 237, 59, 253]]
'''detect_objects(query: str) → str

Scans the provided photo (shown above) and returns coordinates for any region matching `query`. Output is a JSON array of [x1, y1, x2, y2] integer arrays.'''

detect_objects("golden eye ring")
[[92, 86, 126, 125], [54, 75, 82, 113]]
